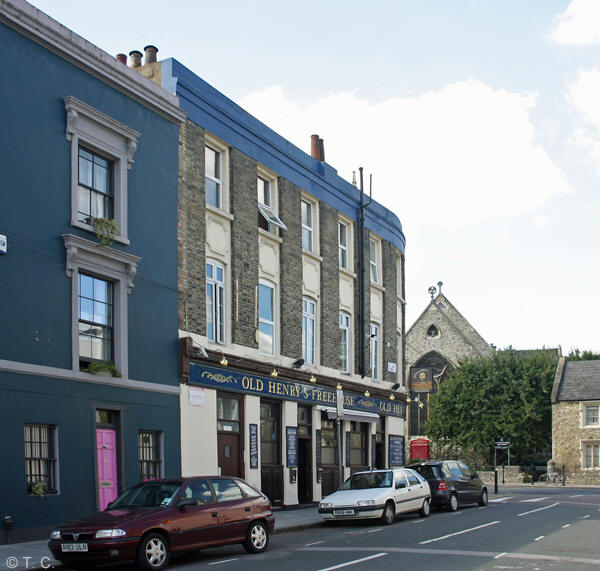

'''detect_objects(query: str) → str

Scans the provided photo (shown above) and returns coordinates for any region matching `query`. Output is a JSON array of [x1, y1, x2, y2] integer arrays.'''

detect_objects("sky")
[[32, 0, 600, 353]]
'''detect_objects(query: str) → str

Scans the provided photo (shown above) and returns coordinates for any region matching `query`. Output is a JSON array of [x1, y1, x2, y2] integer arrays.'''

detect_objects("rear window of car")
[[236, 479, 263, 499], [211, 478, 244, 502], [413, 465, 442, 480]]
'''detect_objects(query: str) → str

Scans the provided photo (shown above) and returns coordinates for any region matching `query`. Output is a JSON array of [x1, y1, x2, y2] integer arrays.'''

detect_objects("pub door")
[[297, 438, 312, 504], [217, 393, 243, 478], [260, 399, 283, 505], [217, 433, 241, 477]]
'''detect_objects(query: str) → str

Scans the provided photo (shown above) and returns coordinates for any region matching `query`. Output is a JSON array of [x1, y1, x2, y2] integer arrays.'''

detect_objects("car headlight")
[[95, 529, 127, 538], [320, 502, 333, 509], [356, 500, 375, 506], [50, 530, 61, 540]]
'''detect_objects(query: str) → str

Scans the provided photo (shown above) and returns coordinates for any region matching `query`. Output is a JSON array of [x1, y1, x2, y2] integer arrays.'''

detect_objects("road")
[[64, 487, 600, 571]]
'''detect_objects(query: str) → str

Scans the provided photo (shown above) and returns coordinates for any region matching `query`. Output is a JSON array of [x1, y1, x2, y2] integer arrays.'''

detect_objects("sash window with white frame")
[[258, 175, 286, 232], [206, 260, 225, 344], [338, 221, 348, 269], [302, 297, 316, 365], [77, 147, 113, 225], [258, 281, 275, 356], [339, 311, 350, 373], [205, 145, 222, 208], [301, 200, 313, 251], [585, 404, 599, 426], [370, 322, 380, 380], [369, 239, 379, 284]]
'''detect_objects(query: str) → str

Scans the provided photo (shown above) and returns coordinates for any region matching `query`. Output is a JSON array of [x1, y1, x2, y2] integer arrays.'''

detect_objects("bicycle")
[[539, 469, 568, 485]]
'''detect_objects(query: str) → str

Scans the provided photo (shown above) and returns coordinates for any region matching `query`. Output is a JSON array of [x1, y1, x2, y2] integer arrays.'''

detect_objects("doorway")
[[217, 394, 243, 478], [297, 404, 313, 504], [95, 409, 120, 511]]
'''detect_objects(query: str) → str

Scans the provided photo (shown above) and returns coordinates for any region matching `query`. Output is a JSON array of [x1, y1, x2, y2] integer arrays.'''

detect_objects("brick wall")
[[279, 177, 302, 359], [382, 240, 398, 382], [230, 148, 259, 348], [177, 120, 206, 334], [319, 201, 340, 369]]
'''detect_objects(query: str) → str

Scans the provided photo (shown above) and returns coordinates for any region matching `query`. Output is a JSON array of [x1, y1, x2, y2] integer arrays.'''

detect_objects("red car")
[[48, 476, 274, 570]]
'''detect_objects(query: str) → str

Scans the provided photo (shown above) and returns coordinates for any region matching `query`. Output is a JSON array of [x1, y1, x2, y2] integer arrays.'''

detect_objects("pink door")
[[96, 429, 118, 510]]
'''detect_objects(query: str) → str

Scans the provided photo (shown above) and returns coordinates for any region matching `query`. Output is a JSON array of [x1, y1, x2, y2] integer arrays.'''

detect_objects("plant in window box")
[[93, 217, 119, 247], [30, 480, 47, 497], [84, 361, 122, 378]]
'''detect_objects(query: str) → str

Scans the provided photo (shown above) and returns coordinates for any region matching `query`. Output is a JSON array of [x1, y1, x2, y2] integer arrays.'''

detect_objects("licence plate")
[[61, 543, 88, 552], [333, 509, 355, 516]]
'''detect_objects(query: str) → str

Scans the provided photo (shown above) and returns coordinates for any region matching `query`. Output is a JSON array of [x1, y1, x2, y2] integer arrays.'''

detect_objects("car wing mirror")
[[178, 498, 197, 508]]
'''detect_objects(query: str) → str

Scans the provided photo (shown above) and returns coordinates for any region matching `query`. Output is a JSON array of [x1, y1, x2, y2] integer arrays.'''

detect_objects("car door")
[[405, 469, 427, 509], [446, 461, 468, 504], [210, 478, 251, 542], [458, 462, 479, 501], [170, 478, 222, 551], [392, 470, 414, 514]]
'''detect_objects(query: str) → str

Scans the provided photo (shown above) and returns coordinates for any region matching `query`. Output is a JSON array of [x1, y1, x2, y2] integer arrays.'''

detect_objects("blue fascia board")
[[163, 59, 405, 252]]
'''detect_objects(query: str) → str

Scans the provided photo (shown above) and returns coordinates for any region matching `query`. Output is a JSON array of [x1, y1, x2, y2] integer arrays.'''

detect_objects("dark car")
[[48, 476, 274, 570], [412, 460, 488, 511]]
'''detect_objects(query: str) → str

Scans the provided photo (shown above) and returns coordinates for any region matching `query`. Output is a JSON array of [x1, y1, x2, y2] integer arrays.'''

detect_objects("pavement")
[[0, 484, 582, 571]]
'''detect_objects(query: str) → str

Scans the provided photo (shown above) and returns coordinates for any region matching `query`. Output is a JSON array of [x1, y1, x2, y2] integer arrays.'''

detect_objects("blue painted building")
[[0, 0, 185, 541]]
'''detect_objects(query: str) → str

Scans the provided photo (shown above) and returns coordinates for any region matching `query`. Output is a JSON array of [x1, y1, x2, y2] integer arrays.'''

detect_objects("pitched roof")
[[552, 358, 600, 403]]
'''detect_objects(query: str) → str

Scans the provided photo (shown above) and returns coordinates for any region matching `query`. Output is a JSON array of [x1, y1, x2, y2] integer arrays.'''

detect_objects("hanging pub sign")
[[410, 367, 433, 392], [189, 364, 405, 418]]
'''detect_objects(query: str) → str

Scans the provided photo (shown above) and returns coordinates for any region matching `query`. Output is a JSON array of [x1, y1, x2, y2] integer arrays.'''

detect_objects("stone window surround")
[[205, 132, 230, 213], [206, 258, 226, 345], [64, 96, 140, 246], [63, 234, 141, 379], [581, 440, 600, 470], [581, 402, 600, 428]]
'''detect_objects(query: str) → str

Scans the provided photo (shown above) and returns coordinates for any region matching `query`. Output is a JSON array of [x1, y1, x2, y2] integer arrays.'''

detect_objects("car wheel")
[[419, 498, 430, 518], [478, 488, 488, 506], [136, 532, 170, 571], [447, 493, 458, 512], [381, 502, 395, 525], [243, 520, 269, 554]]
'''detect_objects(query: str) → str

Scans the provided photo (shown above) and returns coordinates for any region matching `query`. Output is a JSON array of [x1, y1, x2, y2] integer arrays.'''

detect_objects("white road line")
[[419, 521, 501, 544], [534, 536, 544, 541], [489, 496, 512, 502], [367, 528, 382, 533], [562, 523, 571, 528], [521, 497, 550, 502], [570, 494, 583, 498], [517, 502, 559, 517], [316, 552, 388, 571], [208, 558, 239, 566], [305, 540, 325, 546], [413, 520, 426, 523], [579, 515, 591, 519], [494, 552, 507, 559]]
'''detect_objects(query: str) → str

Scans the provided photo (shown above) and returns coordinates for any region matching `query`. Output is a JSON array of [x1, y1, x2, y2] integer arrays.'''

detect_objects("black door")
[[260, 400, 283, 505], [297, 438, 312, 504]]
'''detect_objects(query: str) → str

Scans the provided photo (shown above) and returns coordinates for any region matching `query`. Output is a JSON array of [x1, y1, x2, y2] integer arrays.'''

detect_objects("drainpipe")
[[357, 167, 372, 377]]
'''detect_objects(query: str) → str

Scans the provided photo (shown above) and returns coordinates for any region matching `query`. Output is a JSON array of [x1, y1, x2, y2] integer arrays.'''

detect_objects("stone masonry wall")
[[177, 120, 206, 333], [382, 240, 398, 383], [319, 201, 340, 369], [279, 177, 302, 359], [553, 401, 600, 484], [230, 148, 259, 348]]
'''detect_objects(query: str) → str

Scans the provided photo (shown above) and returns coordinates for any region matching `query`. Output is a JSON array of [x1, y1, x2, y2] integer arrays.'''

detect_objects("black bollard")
[[494, 469, 498, 495]]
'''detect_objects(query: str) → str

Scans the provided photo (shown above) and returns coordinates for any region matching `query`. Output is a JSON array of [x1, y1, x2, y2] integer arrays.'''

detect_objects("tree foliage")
[[426, 349, 558, 468], [566, 349, 600, 361]]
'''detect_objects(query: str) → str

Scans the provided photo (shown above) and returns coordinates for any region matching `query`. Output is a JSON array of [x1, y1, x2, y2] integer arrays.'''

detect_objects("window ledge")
[[71, 220, 131, 246], [259, 227, 283, 244], [370, 282, 385, 294], [206, 203, 234, 222], [339, 267, 356, 279], [302, 249, 323, 263]]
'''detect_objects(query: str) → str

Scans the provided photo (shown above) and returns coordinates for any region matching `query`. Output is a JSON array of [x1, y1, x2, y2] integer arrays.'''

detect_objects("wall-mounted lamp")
[[418, 401, 425, 409], [389, 394, 395, 401], [219, 352, 228, 366], [364, 390, 370, 397], [309, 375, 317, 383], [336, 383, 343, 390], [271, 369, 279, 378], [405, 396, 412, 403]]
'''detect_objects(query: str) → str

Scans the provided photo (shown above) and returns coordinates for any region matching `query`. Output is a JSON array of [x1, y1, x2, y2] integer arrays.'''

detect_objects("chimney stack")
[[116, 53, 127, 65], [310, 134, 325, 162], [129, 50, 142, 68], [144, 45, 158, 65], [319, 137, 325, 162]]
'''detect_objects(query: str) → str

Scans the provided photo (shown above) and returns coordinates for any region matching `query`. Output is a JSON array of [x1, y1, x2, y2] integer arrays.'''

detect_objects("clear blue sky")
[[33, 0, 600, 353]]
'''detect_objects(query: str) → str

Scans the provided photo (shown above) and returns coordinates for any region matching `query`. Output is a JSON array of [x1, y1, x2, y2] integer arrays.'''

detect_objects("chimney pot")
[[311, 134, 320, 160], [116, 53, 127, 65], [319, 138, 325, 162], [144, 45, 158, 65], [129, 50, 143, 68]]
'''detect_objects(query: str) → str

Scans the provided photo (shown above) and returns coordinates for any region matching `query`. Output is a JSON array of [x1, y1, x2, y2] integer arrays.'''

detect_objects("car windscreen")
[[413, 465, 442, 480], [341, 471, 393, 490], [108, 482, 181, 509]]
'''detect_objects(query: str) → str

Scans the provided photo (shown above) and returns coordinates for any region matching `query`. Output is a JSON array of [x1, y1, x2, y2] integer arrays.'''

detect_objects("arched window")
[[427, 324, 439, 337]]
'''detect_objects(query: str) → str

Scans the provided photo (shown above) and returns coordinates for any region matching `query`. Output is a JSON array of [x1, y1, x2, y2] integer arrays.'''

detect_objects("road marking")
[[316, 552, 388, 571], [562, 524, 571, 528], [579, 515, 591, 519], [419, 521, 501, 544], [517, 502, 559, 516], [367, 528, 382, 533], [489, 497, 512, 502], [570, 494, 583, 498], [534, 536, 544, 541], [413, 519, 426, 523], [208, 558, 239, 566], [305, 540, 325, 546], [521, 497, 550, 502], [494, 552, 507, 559]]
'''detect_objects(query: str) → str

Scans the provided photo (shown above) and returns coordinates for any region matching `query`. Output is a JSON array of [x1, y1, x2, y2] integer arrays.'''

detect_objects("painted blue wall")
[[163, 58, 406, 253], [0, 22, 180, 384]]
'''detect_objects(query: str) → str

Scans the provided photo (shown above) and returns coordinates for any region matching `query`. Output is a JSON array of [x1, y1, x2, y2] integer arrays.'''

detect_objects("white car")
[[318, 468, 431, 525]]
